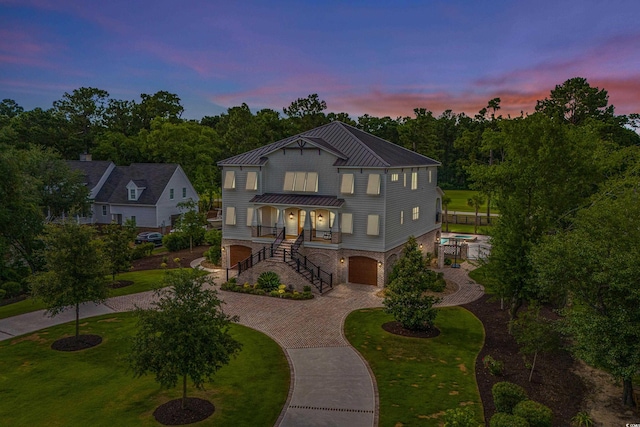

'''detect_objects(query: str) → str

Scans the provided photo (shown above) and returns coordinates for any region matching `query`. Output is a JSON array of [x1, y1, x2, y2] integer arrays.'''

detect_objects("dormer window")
[[126, 180, 146, 201]]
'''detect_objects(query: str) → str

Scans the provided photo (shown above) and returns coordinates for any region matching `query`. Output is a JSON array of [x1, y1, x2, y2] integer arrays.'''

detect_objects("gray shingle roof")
[[95, 163, 178, 205], [218, 121, 440, 168], [249, 193, 345, 208], [66, 160, 113, 190]]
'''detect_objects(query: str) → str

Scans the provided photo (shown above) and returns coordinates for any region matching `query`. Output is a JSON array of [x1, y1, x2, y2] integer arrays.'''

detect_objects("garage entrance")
[[348, 256, 377, 286], [229, 245, 252, 269]]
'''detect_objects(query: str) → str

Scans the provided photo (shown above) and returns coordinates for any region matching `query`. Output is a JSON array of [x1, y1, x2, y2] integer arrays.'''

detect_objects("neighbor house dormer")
[[126, 180, 147, 202]]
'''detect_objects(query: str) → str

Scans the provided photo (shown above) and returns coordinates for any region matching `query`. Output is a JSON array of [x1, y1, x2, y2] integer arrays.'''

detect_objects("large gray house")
[[218, 121, 442, 290], [68, 157, 199, 230]]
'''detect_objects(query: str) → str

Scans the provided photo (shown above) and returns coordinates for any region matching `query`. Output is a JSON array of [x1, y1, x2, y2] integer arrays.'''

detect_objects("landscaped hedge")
[[221, 278, 313, 300], [490, 412, 530, 427], [492, 381, 528, 414], [513, 400, 552, 427]]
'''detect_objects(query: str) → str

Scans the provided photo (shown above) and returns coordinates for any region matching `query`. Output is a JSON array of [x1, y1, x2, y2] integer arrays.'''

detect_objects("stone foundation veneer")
[[223, 228, 441, 290]]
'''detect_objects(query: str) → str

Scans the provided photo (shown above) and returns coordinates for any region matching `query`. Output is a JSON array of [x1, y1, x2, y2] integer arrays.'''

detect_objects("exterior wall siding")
[[109, 204, 157, 228], [156, 167, 200, 228]]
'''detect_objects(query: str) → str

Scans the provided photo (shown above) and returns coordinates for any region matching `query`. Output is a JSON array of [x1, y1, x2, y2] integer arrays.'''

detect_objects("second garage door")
[[348, 256, 377, 286]]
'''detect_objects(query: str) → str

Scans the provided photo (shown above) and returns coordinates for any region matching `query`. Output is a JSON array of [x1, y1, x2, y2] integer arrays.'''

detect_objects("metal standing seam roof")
[[217, 121, 440, 168], [249, 193, 345, 208]]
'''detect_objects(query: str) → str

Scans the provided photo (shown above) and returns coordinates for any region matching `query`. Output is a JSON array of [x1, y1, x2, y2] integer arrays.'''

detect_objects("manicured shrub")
[[162, 233, 190, 251], [253, 289, 266, 296], [131, 242, 154, 260], [490, 412, 530, 427], [442, 406, 479, 426], [204, 246, 221, 265], [483, 355, 504, 376], [492, 381, 528, 414], [256, 271, 280, 292], [269, 290, 280, 297], [1, 281, 22, 298], [513, 400, 552, 427], [303, 285, 312, 293], [430, 275, 447, 292], [444, 258, 453, 266], [302, 291, 313, 299], [204, 229, 222, 246]]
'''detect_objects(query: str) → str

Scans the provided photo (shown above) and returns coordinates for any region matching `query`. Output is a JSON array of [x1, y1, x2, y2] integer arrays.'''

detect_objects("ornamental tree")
[[129, 268, 242, 409], [29, 221, 109, 339], [384, 236, 440, 331]]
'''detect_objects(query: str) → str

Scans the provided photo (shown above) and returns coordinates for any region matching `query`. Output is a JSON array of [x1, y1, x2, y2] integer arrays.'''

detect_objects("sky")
[[1, 0, 639, 120]]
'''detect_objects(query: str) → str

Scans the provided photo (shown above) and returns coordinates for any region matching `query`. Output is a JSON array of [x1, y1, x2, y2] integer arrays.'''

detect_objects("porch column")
[[329, 209, 341, 244], [250, 205, 259, 237], [276, 207, 285, 235], [303, 209, 312, 241]]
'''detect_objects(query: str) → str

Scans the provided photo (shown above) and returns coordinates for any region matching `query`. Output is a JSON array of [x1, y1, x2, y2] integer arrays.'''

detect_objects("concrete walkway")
[[0, 261, 484, 426]]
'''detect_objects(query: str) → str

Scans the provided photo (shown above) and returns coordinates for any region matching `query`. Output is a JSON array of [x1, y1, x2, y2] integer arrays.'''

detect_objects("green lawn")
[[468, 264, 499, 295], [345, 307, 485, 426], [0, 269, 195, 320], [443, 189, 498, 214], [443, 223, 492, 235], [0, 313, 289, 426]]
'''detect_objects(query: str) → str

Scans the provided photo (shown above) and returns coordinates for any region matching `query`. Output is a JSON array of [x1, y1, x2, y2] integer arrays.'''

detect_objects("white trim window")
[[391, 172, 399, 182], [400, 210, 404, 225], [102, 205, 107, 216], [412, 206, 420, 220], [225, 206, 236, 225], [294, 171, 307, 192], [306, 172, 318, 192], [223, 171, 236, 189], [182, 187, 187, 198], [246, 171, 258, 191], [341, 213, 353, 234], [246, 207, 254, 226], [129, 188, 136, 200], [340, 173, 354, 194], [367, 214, 380, 236], [411, 172, 418, 190], [403, 173, 407, 187], [169, 188, 174, 200], [283, 171, 318, 192], [428, 169, 432, 183], [283, 172, 295, 191], [366, 174, 380, 195]]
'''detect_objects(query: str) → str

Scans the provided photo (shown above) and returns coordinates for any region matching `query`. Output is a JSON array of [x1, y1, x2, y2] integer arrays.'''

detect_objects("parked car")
[[135, 232, 163, 246]]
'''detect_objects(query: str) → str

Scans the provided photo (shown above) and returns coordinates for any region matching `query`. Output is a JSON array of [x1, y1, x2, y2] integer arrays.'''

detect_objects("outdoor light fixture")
[[340, 257, 344, 263], [318, 213, 323, 221], [289, 212, 294, 220], [378, 261, 382, 267], [419, 243, 423, 249]]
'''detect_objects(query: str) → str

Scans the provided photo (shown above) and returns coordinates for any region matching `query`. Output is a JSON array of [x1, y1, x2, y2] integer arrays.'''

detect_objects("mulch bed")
[[462, 294, 586, 426], [109, 280, 134, 289], [51, 334, 102, 351], [382, 321, 441, 338], [153, 397, 215, 425], [131, 247, 208, 271]]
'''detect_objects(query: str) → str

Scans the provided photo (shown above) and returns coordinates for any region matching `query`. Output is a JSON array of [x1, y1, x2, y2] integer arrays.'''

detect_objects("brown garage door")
[[348, 256, 377, 286], [229, 245, 252, 269]]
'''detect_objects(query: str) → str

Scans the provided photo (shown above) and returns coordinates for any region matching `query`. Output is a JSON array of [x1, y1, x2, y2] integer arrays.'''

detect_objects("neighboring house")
[[67, 156, 199, 230], [218, 121, 442, 289]]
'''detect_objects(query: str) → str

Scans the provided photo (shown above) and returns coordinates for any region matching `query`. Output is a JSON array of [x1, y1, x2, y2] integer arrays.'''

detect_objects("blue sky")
[[1, 0, 639, 120]]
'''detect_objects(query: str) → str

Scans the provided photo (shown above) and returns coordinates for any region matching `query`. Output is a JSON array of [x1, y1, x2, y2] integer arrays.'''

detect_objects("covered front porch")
[[248, 193, 344, 245]]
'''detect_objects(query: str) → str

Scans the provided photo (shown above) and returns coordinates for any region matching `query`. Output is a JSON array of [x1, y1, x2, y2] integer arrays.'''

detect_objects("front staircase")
[[234, 232, 333, 294]]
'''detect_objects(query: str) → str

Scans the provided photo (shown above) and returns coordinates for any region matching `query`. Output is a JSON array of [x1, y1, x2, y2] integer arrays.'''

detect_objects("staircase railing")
[[228, 228, 285, 279], [284, 231, 333, 294]]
